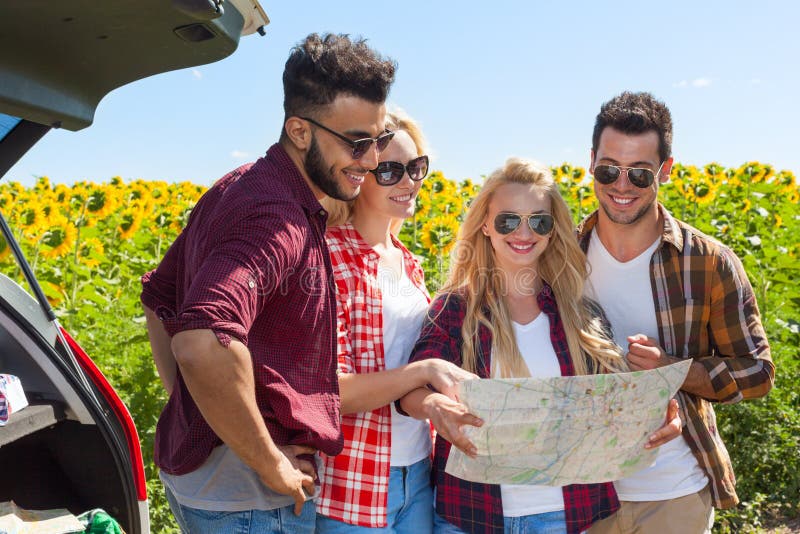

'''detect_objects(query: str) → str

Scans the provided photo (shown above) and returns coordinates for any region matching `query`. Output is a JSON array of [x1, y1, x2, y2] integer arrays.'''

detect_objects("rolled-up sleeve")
[[142, 200, 304, 348], [697, 246, 774, 403]]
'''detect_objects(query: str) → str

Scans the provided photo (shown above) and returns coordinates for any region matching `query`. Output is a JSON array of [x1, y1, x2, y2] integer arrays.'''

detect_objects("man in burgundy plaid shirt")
[[140, 34, 396, 533]]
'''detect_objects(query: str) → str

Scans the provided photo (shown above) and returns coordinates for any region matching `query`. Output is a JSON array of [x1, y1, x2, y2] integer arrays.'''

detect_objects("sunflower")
[[78, 237, 105, 268], [420, 215, 460, 256], [118, 207, 145, 240], [86, 185, 119, 220], [40, 216, 78, 259]]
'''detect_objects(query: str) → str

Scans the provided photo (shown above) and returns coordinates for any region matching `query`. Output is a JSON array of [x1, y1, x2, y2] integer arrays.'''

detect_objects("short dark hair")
[[282, 33, 396, 122], [592, 91, 673, 162]]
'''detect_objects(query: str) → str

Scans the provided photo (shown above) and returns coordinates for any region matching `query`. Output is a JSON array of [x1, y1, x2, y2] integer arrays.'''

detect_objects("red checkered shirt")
[[316, 223, 430, 527]]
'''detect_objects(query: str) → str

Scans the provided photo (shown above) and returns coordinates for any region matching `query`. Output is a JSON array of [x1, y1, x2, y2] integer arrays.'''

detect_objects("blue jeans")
[[165, 485, 315, 533], [316, 457, 434, 533], [434, 509, 567, 534]]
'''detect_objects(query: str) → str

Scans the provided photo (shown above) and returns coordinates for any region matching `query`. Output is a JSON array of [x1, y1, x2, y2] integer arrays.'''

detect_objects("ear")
[[589, 149, 596, 174], [659, 157, 674, 184], [284, 117, 312, 151], [481, 223, 490, 236]]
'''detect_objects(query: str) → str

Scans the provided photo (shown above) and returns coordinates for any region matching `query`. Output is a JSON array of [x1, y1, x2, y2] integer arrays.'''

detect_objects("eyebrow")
[[598, 157, 658, 168]]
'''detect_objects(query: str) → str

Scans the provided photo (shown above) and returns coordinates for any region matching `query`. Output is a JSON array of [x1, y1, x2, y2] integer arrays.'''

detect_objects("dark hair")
[[592, 91, 673, 162], [282, 33, 396, 123]]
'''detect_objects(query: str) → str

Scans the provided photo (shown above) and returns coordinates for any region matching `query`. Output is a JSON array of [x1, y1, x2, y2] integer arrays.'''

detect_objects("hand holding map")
[[444, 359, 691, 486]]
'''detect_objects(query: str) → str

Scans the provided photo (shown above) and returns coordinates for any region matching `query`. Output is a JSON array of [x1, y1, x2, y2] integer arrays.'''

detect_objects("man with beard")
[[140, 33, 396, 533], [578, 92, 774, 533]]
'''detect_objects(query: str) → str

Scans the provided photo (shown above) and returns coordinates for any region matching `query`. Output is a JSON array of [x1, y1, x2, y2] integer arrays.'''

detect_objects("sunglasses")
[[301, 116, 395, 159], [370, 155, 430, 186], [592, 162, 664, 189], [494, 212, 555, 236]]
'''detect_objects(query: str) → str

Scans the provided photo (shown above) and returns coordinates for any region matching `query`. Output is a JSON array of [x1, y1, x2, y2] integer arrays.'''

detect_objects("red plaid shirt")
[[316, 223, 430, 527], [408, 289, 619, 534], [141, 144, 342, 475]]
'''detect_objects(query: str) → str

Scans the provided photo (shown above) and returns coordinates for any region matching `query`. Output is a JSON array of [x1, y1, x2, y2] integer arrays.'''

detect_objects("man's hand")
[[645, 398, 682, 449], [258, 444, 317, 516], [425, 359, 479, 401], [626, 334, 679, 371], [423, 392, 483, 458]]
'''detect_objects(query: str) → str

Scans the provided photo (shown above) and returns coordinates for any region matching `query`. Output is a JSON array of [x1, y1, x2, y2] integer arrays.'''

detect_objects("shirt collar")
[[266, 143, 326, 218], [536, 282, 559, 315], [337, 221, 412, 259]]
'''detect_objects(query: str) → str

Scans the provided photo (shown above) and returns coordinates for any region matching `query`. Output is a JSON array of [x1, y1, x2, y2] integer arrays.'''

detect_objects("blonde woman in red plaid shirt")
[[316, 111, 477, 532]]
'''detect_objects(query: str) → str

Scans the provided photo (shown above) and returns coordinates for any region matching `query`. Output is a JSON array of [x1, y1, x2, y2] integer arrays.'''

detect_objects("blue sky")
[[5, 1, 799, 187]]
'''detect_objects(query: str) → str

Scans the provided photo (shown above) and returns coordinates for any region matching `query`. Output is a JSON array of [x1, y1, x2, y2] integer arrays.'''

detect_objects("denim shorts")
[[316, 457, 434, 533], [164, 485, 315, 534]]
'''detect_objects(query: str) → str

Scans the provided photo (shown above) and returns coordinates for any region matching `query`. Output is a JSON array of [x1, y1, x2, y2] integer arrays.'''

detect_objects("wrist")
[[410, 360, 432, 388]]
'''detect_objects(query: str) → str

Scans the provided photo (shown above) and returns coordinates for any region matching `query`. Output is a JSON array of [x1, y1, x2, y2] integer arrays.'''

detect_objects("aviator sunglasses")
[[494, 212, 555, 236], [370, 155, 430, 186], [301, 116, 395, 159], [592, 162, 664, 189]]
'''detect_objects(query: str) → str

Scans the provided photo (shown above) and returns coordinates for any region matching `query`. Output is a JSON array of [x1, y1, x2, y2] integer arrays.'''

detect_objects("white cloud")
[[192, 69, 203, 79], [231, 150, 250, 159], [672, 78, 712, 89]]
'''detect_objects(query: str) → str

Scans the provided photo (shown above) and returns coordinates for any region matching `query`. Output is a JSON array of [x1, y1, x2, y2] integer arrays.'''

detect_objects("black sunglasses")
[[301, 116, 394, 159], [592, 163, 664, 189], [494, 212, 555, 236], [370, 155, 430, 186]]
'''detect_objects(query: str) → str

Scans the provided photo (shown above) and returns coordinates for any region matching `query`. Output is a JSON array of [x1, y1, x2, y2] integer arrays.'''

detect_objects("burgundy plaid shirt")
[[408, 288, 619, 534], [141, 144, 343, 475]]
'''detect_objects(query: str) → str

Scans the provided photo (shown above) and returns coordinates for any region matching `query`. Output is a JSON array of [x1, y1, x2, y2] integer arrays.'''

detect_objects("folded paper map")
[[445, 359, 691, 486]]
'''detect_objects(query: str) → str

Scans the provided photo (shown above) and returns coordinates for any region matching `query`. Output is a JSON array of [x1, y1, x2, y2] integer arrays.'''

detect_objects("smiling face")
[[590, 127, 672, 227], [483, 182, 552, 276], [353, 129, 422, 223], [303, 94, 387, 201]]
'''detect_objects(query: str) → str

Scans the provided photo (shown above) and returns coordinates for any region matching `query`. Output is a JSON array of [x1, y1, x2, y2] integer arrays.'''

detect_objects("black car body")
[[0, 2, 268, 531]]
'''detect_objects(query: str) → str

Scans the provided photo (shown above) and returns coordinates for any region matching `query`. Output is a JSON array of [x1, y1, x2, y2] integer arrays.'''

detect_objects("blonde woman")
[[315, 111, 475, 532], [399, 158, 679, 534]]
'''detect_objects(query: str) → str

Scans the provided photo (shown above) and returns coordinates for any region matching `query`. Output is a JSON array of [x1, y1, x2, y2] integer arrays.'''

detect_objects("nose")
[[615, 168, 635, 188], [357, 142, 380, 170], [515, 217, 534, 237]]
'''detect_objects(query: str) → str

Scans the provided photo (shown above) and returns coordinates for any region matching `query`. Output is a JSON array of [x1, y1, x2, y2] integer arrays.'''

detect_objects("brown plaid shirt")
[[577, 205, 774, 509]]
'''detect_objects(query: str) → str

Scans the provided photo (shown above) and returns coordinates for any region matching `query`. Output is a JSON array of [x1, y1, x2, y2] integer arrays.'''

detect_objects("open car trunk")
[[0, 276, 147, 531], [0, 1, 270, 532]]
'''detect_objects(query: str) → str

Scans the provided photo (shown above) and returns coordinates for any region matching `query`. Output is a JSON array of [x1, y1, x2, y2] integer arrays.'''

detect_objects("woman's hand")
[[424, 359, 479, 402], [423, 392, 483, 458]]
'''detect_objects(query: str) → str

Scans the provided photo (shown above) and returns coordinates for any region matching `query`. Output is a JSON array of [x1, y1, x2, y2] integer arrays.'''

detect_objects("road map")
[[444, 359, 691, 486]]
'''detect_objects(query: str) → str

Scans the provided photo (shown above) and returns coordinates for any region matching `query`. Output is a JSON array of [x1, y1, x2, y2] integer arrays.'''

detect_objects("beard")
[[304, 136, 358, 201], [599, 200, 651, 225]]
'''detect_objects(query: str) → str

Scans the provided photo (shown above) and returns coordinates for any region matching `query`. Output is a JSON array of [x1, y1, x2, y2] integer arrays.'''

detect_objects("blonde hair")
[[441, 157, 627, 377], [321, 109, 428, 232]]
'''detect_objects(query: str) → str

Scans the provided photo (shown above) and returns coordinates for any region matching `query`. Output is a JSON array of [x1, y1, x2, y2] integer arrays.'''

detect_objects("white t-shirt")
[[498, 313, 565, 516], [378, 259, 432, 466], [585, 230, 708, 501]]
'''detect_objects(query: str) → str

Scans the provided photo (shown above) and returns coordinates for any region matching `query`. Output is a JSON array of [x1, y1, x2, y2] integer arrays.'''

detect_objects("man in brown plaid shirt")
[[578, 92, 774, 534]]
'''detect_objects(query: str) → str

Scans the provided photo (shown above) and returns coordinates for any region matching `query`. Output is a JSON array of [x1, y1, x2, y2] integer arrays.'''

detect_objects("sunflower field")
[[0, 162, 797, 533]]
